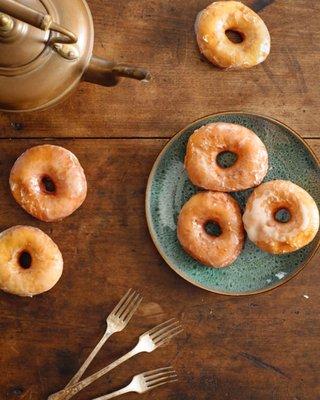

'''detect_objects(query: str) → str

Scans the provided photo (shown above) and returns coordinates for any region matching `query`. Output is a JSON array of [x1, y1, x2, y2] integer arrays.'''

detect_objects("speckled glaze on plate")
[[145, 112, 320, 295]]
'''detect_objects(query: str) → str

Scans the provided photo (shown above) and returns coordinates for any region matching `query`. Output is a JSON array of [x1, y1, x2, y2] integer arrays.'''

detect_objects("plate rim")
[[145, 111, 320, 296]]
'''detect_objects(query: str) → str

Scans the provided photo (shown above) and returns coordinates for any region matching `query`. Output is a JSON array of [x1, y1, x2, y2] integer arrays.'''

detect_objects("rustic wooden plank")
[[0, 138, 319, 400], [0, 0, 320, 138]]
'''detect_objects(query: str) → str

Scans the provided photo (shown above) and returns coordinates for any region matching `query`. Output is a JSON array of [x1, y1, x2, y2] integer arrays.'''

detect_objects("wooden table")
[[1, 1, 319, 399]]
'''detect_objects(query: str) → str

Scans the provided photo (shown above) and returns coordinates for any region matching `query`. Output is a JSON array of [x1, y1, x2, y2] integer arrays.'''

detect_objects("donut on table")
[[195, 1, 270, 69], [185, 122, 268, 192], [0, 226, 63, 297], [243, 180, 320, 254], [177, 191, 244, 268], [10, 145, 87, 222]]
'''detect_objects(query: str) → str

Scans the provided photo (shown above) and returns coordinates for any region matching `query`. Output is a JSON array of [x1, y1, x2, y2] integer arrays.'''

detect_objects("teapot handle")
[[0, 0, 77, 44], [84, 55, 151, 87]]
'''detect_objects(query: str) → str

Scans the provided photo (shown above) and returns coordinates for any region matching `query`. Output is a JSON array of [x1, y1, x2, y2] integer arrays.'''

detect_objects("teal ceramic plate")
[[146, 112, 320, 295]]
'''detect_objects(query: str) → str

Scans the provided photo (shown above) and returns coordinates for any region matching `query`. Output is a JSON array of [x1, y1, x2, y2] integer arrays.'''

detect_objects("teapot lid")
[[0, 0, 94, 111]]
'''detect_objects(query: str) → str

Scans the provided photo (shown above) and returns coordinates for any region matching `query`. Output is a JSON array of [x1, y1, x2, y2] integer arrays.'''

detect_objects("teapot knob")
[[0, 12, 13, 32]]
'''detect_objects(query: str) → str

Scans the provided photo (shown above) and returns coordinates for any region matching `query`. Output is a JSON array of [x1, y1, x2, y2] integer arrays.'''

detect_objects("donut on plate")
[[185, 122, 268, 192], [0, 226, 63, 297], [177, 191, 244, 268], [10, 145, 87, 222], [195, 1, 270, 69], [243, 180, 320, 254]]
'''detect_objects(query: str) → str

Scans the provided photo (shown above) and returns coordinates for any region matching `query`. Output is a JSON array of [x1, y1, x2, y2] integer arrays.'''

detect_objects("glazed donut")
[[243, 180, 320, 254], [185, 122, 268, 192], [10, 145, 87, 222], [177, 191, 244, 268], [195, 1, 270, 69], [0, 226, 63, 297]]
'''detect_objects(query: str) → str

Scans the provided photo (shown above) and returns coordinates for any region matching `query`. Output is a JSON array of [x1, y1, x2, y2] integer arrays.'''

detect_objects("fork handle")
[[48, 347, 140, 400], [65, 331, 112, 388], [91, 384, 133, 400]]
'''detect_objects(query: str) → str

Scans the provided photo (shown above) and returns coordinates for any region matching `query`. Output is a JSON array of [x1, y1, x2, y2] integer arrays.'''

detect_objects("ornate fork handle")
[[48, 347, 140, 400], [65, 331, 112, 388]]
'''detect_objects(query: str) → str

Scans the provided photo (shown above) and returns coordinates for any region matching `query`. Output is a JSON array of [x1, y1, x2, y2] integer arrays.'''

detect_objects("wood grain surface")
[[0, 139, 319, 400], [0, 1, 320, 400]]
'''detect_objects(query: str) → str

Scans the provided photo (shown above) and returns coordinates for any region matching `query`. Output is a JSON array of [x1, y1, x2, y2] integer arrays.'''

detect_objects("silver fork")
[[48, 319, 183, 400], [65, 289, 142, 388], [92, 367, 178, 400]]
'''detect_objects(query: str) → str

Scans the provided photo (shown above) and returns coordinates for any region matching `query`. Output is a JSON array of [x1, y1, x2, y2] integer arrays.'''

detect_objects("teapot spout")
[[112, 64, 151, 82], [84, 55, 151, 87]]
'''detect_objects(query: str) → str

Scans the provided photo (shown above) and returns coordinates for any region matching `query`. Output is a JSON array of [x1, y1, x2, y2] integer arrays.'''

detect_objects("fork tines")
[[143, 366, 178, 389], [149, 319, 183, 346], [112, 288, 143, 322]]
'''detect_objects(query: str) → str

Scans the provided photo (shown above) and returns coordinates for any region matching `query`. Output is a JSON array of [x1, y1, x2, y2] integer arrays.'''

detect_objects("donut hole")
[[41, 175, 56, 194], [204, 220, 222, 237], [216, 151, 238, 168], [274, 208, 291, 223], [18, 251, 32, 269], [225, 29, 244, 44]]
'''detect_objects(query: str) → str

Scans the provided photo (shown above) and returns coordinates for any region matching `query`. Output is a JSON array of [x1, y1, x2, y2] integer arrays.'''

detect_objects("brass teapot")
[[0, 0, 150, 112]]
